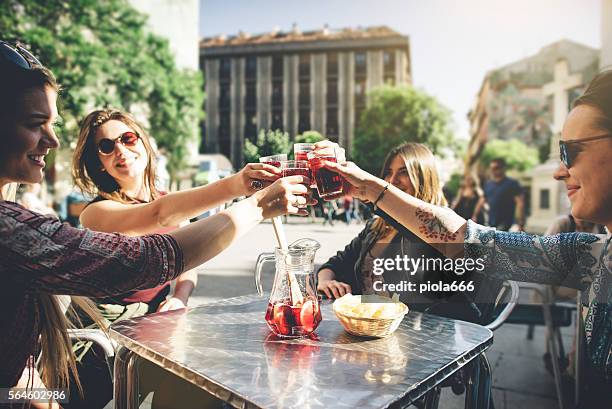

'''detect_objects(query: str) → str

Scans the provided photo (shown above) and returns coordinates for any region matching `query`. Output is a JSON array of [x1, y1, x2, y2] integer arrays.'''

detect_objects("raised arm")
[[2, 176, 312, 297], [80, 163, 280, 235], [324, 160, 606, 290]]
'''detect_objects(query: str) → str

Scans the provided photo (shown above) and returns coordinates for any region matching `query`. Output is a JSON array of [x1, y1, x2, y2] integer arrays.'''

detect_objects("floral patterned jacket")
[[464, 220, 611, 383]]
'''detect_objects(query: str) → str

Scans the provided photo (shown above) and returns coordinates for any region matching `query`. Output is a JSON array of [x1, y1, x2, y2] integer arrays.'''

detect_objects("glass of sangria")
[[307, 147, 346, 200], [259, 153, 288, 168]]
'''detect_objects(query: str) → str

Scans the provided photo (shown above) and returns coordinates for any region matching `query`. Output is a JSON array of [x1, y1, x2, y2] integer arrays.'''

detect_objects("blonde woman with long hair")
[[0, 41, 311, 407], [317, 143, 481, 320]]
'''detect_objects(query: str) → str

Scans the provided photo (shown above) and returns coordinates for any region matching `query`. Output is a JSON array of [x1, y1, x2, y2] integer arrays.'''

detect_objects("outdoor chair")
[[418, 280, 519, 409], [503, 283, 578, 409]]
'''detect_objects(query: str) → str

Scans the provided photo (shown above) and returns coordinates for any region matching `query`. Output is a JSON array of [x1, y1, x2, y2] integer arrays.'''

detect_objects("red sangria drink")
[[293, 143, 315, 162], [294, 143, 315, 185], [265, 296, 322, 338], [308, 147, 345, 200], [259, 154, 288, 168], [280, 160, 309, 179]]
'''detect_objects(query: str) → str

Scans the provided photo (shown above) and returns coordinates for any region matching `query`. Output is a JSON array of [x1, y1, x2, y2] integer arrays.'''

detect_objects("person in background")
[[451, 173, 485, 224], [483, 158, 525, 231]]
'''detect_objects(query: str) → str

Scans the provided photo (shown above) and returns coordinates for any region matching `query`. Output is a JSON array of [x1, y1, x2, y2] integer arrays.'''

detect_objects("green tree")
[[353, 85, 457, 175], [480, 139, 539, 172], [295, 130, 324, 144], [1, 0, 204, 184], [243, 129, 291, 164]]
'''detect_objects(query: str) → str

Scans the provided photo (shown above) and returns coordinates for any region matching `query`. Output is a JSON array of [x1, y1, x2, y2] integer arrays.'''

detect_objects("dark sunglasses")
[[559, 133, 612, 168], [97, 131, 141, 155], [0, 41, 42, 70]]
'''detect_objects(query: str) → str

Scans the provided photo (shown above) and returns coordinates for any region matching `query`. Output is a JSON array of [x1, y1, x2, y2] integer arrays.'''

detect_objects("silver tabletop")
[[110, 294, 493, 409]]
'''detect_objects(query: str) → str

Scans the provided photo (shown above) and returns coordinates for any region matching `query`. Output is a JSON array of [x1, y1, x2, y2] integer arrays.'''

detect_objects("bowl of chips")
[[332, 293, 409, 338]]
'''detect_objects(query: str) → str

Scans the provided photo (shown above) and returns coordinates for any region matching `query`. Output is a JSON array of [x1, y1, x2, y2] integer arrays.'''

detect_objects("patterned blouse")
[[464, 220, 611, 383], [0, 201, 184, 387]]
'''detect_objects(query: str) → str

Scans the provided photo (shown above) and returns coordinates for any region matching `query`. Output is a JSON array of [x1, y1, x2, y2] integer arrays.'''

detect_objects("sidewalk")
[[121, 219, 566, 409]]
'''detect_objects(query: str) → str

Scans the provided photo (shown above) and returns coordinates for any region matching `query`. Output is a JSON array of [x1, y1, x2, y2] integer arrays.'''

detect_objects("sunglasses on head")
[[0, 41, 42, 70], [97, 131, 140, 155], [559, 133, 612, 168]]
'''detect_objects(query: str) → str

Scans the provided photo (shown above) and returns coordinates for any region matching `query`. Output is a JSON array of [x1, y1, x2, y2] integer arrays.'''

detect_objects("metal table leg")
[[477, 354, 492, 409], [465, 356, 480, 409], [113, 347, 140, 409], [465, 354, 491, 409]]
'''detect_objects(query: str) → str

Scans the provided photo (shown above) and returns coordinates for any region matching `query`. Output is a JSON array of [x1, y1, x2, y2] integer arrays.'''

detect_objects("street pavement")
[[135, 217, 566, 409]]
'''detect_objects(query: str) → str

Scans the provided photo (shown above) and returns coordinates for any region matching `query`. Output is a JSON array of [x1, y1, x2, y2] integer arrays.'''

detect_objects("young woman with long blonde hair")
[[317, 143, 480, 321]]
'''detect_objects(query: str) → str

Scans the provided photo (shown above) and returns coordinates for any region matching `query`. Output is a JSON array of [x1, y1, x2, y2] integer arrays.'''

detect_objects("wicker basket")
[[333, 300, 409, 338]]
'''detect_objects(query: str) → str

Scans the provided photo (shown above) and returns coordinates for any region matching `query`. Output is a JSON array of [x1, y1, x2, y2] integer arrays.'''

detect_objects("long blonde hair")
[[72, 109, 160, 203], [0, 61, 104, 392], [372, 143, 447, 237]]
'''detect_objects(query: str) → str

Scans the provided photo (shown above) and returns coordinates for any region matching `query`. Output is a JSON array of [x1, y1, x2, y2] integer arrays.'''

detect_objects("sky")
[[199, 0, 601, 138]]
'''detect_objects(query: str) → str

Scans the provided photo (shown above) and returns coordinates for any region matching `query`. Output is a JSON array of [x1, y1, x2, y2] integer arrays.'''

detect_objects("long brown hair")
[[371, 143, 447, 237], [72, 109, 160, 203], [0, 53, 103, 393]]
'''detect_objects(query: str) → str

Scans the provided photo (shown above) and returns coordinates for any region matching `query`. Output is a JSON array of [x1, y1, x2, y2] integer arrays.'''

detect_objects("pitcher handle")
[[254, 252, 275, 296]]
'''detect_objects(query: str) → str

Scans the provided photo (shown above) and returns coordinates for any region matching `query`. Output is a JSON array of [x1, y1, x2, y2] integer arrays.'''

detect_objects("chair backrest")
[[484, 281, 519, 331]]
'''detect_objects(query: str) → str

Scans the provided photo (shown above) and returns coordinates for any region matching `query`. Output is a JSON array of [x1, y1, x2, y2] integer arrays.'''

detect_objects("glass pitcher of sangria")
[[255, 239, 322, 338]]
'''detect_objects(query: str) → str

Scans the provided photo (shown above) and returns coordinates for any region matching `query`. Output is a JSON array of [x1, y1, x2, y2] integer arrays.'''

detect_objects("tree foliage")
[[295, 130, 324, 144], [0, 0, 204, 180], [353, 85, 457, 175], [243, 129, 291, 164], [480, 139, 539, 172]]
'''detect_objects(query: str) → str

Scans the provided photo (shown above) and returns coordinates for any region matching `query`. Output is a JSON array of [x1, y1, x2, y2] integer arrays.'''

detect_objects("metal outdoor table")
[[110, 294, 493, 409]]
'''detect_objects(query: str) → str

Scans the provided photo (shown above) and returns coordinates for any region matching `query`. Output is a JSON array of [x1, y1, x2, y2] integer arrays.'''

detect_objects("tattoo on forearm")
[[415, 205, 458, 242]]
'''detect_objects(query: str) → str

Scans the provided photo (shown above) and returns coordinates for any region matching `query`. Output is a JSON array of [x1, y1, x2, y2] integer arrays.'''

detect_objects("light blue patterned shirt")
[[464, 220, 611, 382]]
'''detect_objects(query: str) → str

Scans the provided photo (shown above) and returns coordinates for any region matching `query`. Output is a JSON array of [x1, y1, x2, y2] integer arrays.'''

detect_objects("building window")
[[271, 55, 283, 131], [299, 54, 310, 79], [298, 108, 310, 134], [218, 112, 231, 157], [355, 78, 366, 108], [219, 58, 231, 80], [244, 110, 257, 142], [245, 56, 257, 80], [245, 81, 256, 108], [244, 55, 257, 142], [272, 55, 283, 78], [271, 109, 283, 131], [327, 79, 338, 106], [219, 84, 230, 111], [540, 189, 550, 209], [384, 50, 395, 85], [299, 80, 310, 107], [326, 107, 338, 140], [272, 80, 283, 108], [355, 52, 367, 114], [355, 52, 366, 75], [327, 53, 338, 77]]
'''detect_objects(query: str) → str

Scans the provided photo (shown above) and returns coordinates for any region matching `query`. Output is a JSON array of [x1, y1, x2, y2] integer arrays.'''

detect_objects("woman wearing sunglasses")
[[69, 108, 299, 407], [317, 71, 611, 406], [0, 41, 311, 407]]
